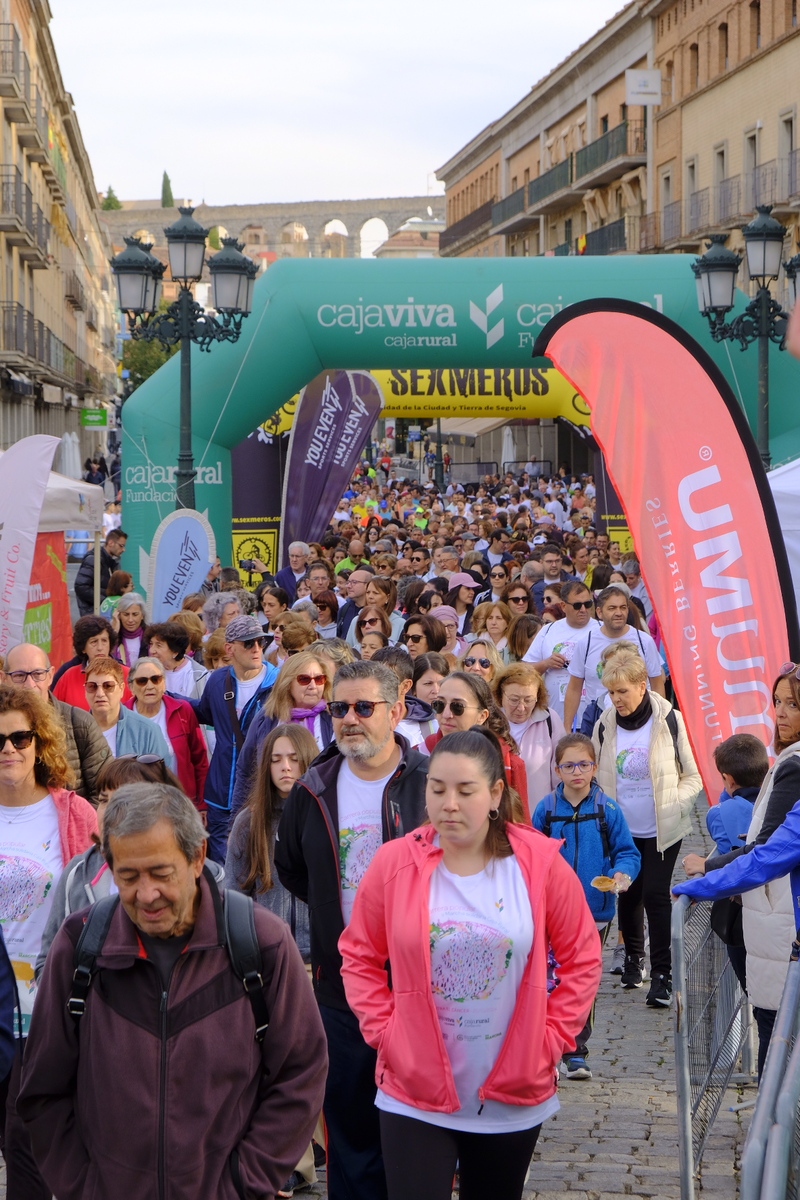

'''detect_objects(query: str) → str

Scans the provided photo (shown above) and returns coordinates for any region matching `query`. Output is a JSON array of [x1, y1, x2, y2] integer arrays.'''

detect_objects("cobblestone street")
[[0, 798, 754, 1200]]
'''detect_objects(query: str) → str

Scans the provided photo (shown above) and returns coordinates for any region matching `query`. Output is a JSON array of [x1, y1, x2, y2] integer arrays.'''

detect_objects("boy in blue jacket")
[[705, 734, 767, 855], [533, 732, 640, 1080]]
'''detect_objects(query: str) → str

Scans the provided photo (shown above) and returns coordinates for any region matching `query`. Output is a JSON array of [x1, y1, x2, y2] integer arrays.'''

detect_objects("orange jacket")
[[339, 822, 601, 1113]]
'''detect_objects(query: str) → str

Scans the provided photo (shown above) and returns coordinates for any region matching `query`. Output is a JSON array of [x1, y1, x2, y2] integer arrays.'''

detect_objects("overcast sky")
[[52, 0, 627, 206]]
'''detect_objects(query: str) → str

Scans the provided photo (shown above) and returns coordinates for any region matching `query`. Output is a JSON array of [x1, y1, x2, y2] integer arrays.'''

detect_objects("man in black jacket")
[[73, 530, 127, 616], [275, 660, 428, 1200]]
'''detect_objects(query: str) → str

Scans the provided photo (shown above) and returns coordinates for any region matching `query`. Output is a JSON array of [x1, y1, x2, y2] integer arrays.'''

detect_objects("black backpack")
[[66, 874, 270, 1043]]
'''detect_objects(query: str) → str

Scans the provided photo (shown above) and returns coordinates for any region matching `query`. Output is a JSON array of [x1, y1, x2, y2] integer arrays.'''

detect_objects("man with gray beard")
[[276, 660, 428, 1200]]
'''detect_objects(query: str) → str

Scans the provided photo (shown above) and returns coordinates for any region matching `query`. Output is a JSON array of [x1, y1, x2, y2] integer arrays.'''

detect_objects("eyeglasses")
[[558, 760, 595, 773], [490, 571, 507, 579], [405, 633, 426, 644], [296, 674, 326, 686], [463, 657, 491, 669], [362, 617, 381, 627], [239, 637, 267, 651], [131, 674, 165, 686], [328, 699, 388, 719], [567, 599, 594, 610], [411, 555, 426, 562], [4, 669, 50, 684], [0, 730, 34, 751], [85, 680, 118, 694], [508, 595, 528, 604], [432, 698, 474, 716], [273, 623, 287, 632]]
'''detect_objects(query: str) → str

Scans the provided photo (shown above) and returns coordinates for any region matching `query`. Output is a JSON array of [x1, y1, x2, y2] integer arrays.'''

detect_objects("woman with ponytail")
[[340, 725, 602, 1200]]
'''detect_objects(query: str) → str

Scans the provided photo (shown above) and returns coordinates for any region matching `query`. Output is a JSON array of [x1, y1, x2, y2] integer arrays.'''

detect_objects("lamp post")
[[111, 207, 257, 510], [692, 206, 796, 470]]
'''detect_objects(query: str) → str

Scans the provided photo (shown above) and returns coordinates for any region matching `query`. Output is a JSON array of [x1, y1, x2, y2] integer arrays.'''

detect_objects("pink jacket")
[[339, 822, 601, 1113], [515, 707, 566, 810], [50, 787, 98, 866]]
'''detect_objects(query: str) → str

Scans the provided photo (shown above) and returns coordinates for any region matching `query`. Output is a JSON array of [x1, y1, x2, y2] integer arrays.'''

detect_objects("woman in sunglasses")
[[401, 614, 447, 660], [229, 651, 334, 819], [458, 639, 504, 684], [125, 657, 209, 810], [348, 606, 393, 652], [494, 664, 565, 806], [469, 601, 513, 663], [501, 581, 536, 618], [0, 685, 98, 1045], [35, 754, 185, 980], [424, 672, 530, 819], [84, 656, 170, 761], [475, 562, 510, 606], [313, 588, 340, 640]]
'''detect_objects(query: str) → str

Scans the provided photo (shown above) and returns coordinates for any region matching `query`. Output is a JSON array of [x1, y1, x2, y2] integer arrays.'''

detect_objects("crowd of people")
[[0, 458, 793, 1200]]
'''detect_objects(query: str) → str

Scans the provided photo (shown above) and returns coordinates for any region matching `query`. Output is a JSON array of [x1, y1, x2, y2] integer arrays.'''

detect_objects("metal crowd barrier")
[[672, 895, 755, 1200], [740, 959, 800, 1200]]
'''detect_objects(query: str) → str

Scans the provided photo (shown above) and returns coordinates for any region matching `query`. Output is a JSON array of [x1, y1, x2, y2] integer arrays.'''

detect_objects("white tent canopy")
[[769, 456, 800, 621], [0, 447, 104, 533]]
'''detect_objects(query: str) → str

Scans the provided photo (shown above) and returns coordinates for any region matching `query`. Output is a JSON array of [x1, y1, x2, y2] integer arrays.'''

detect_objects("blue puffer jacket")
[[532, 781, 641, 923], [189, 666, 275, 811]]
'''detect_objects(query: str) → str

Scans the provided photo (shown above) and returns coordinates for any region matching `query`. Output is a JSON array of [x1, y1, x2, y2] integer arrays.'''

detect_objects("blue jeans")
[[319, 1003, 387, 1200], [204, 804, 230, 865]]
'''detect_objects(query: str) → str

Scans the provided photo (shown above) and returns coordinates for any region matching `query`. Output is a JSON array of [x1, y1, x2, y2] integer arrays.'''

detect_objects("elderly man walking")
[[19, 782, 327, 1200]]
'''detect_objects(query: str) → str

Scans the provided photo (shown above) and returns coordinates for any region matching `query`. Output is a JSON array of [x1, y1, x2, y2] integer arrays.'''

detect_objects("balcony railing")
[[716, 175, 742, 223], [583, 215, 637, 256], [64, 271, 86, 311], [86, 304, 98, 331], [791, 149, 800, 198], [663, 199, 683, 242], [0, 27, 29, 107], [439, 198, 494, 252], [18, 85, 47, 154], [552, 241, 571, 256], [528, 157, 573, 206], [0, 302, 70, 379], [491, 186, 526, 228], [686, 188, 710, 234], [640, 211, 661, 251], [575, 120, 646, 180]]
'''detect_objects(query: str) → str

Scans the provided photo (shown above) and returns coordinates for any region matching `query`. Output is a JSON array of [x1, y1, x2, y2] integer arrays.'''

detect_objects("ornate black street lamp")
[[111, 207, 257, 509], [692, 206, 796, 469]]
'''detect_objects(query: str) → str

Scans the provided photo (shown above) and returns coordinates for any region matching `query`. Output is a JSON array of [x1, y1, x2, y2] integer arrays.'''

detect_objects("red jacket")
[[50, 788, 98, 865], [424, 729, 530, 821], [339, 822, 601, 1113], [124, 694, 208, 809]]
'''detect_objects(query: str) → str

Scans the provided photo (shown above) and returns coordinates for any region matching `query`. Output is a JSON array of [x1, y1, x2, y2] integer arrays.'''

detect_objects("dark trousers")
[[380, 1110, 541, 1200], [618, 836, 682, 978], [319, 1003, 387, 1200], [727, 945, 747, 994], [205, 804, 230, 865], [753, 1006, 777, 1080], [569, 923, 611, 1059], [0, 1041, 50, 1200]]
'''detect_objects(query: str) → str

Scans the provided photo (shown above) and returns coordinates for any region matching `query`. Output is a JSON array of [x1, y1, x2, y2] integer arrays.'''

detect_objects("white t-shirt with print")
[[567, 626, 662, 708], [525, 617, 598, 724], [0, 795, 62, 1033], [614, 719, 657, 837], [338, 759, 394, 925], [377, 849, 559, 1133]]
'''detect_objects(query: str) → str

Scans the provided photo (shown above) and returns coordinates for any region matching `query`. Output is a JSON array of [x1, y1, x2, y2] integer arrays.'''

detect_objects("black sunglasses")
[[240, 637, 267, 650], [328, 699, 388, 719], [404, 633, 426, 644], [463, 656, 491, 669], [568, 599, 594, 610], [0, 730, 35, 751], [432, 698, 472, 716]]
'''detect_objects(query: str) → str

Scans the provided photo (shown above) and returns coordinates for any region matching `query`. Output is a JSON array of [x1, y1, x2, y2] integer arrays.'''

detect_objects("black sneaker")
[[646, 974, 672, 1007], [620, 955, 644, 988]]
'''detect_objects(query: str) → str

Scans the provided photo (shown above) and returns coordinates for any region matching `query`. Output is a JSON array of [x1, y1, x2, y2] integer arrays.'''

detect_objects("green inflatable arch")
[[121, 254, 792, 576]]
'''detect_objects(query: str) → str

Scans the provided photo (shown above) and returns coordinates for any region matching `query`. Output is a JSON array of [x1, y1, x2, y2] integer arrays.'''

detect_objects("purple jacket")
[[18, 871, 327, 1200]]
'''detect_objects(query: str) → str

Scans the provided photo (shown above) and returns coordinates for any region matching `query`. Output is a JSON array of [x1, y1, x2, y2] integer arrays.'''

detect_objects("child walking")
[[533, 732, 641, 1080]]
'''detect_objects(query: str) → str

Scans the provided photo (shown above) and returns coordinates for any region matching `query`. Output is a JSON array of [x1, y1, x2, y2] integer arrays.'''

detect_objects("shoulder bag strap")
[[223, 669, 246, 753]]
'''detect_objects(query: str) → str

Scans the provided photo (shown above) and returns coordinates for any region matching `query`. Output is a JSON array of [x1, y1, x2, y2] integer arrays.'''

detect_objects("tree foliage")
[[161, 171, 174, 208], [208, 225, 221, 249], [101, 185, 122, 210], [122, 335, 178, 393]]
